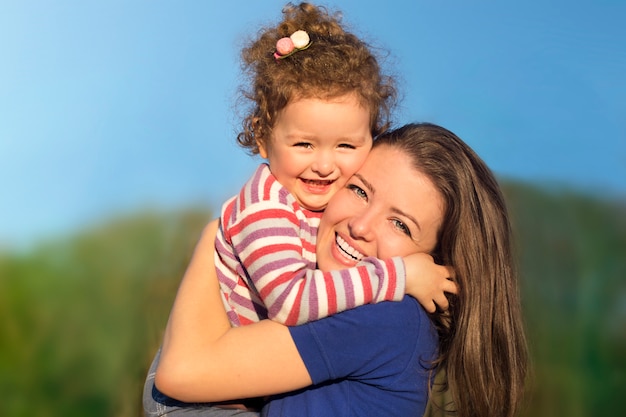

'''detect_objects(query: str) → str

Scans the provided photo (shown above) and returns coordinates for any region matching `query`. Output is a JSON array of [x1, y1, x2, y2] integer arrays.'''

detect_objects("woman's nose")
[[348, 212, 375, 241]]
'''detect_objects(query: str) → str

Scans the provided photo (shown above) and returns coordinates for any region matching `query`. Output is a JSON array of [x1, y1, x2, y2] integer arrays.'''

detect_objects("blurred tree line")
[[0, 182, 624, 416]]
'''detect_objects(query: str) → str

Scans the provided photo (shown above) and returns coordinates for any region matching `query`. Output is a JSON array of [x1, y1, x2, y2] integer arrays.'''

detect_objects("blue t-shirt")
[[261, 296, 438, 416]]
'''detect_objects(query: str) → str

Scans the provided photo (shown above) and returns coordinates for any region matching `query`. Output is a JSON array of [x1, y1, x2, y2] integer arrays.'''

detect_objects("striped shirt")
[[215, 164, 405, 326]]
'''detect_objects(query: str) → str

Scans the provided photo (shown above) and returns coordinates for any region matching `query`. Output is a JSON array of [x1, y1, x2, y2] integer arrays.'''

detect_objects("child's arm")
[[226, 198, 406, 325], [403, 252, 457, 313], [220, 165, 406, 326], [157, 220, 312, 403]]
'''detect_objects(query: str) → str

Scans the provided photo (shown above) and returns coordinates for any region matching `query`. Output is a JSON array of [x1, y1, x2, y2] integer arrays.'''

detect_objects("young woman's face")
[[316, 145, 445, 271], [258, 94, 372, 211]]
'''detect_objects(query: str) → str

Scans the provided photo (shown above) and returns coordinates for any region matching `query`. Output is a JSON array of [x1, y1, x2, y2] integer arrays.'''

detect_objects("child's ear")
[[252, 117, 268, 158], [256, 139, 268, 159]]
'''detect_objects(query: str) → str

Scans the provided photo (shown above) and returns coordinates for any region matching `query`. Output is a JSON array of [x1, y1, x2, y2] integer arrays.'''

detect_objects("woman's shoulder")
[[362, 296, 429, 328], [289, 296, 436, 388], [346, 296, 436, 353], [297, 296, 432, 348]]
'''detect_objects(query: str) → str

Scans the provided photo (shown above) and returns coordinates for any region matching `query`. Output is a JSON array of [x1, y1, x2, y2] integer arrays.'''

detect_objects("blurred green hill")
[[0, 183, 624, 417]]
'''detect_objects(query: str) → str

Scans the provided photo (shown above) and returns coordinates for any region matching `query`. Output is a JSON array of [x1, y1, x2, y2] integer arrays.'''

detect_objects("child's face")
[[258, 94, 372, 211]]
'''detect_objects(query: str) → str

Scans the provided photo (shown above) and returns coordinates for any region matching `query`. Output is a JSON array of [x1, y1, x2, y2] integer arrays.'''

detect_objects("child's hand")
[[403, 253, 457, 313]]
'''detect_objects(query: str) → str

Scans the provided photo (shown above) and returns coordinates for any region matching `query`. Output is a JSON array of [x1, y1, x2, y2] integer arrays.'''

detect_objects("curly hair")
[[236, 2, 397, 155]]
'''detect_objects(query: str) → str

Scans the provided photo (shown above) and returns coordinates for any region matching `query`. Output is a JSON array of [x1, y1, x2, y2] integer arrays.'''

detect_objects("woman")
[[150, 123, 529, 417]]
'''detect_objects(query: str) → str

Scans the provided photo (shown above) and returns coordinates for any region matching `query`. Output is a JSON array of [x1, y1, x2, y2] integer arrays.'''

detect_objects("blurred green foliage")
[[503, 183, 626, 416], [0, 183, 624, 416], [0, 208, 212, 417]]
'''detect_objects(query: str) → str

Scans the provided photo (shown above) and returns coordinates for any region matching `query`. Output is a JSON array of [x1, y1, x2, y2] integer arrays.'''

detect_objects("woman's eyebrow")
[[391, 207, 421, 232], [353, 173, 374, 192], [354, 172, 421, 232]]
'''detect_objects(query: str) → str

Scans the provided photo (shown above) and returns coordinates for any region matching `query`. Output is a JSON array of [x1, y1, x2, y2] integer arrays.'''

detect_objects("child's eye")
[[338, 143, 356, 149], [294, 142, 313, 149], [347, 184, 367, 200], [391, 219, 412, 237]]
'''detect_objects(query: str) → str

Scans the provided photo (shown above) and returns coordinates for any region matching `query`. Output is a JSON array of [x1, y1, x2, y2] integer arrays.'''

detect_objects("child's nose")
[[312, 153, 334, 176]]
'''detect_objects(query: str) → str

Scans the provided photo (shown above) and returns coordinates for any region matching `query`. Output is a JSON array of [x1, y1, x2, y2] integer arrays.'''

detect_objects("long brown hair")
[[374, 123, 529, 417]]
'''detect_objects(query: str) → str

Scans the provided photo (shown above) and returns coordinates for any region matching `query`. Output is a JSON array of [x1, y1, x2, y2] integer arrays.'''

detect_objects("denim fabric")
[[143, 348, 260, 417]]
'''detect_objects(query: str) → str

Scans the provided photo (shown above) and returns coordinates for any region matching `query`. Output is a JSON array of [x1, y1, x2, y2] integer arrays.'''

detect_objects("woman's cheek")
[[324, 191, 352, 225]]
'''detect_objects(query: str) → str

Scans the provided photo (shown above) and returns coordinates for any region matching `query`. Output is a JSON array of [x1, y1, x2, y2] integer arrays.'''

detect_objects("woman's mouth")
[[335, 233, 365, 262]]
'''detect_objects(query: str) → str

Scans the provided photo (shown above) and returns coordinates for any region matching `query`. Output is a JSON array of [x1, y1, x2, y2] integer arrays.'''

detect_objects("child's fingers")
[[444, 266, 455, 279], [421, 298, 437, 314], [443, 279, 459, 295], [433, 293, 450, 311], [438, 265, 458, 295]]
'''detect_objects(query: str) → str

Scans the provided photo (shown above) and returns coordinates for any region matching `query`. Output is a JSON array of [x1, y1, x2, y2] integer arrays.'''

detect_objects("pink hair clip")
[[274, 30, 311, 60]]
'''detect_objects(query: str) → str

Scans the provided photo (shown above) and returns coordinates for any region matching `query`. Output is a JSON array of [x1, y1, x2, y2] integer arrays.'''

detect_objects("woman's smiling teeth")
[[336, 234, 365, 262]]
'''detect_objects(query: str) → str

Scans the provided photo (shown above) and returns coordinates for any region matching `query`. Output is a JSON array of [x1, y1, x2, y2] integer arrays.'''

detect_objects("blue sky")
[[1, 0, 624, 249]]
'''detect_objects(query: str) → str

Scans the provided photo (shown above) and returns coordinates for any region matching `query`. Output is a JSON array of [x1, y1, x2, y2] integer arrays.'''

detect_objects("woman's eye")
[[391, 219, 411, 237], [347, 184, 367, 200]]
